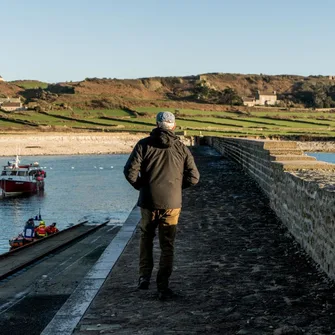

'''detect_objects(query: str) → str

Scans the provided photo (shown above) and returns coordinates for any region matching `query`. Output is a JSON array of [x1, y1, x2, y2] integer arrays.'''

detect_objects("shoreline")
[[0, 132, 146, 157], [0, 132, 334, 157]]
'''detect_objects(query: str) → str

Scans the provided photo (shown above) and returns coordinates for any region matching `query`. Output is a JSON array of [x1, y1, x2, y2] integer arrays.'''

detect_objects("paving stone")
[[73, 145, 335, 335]]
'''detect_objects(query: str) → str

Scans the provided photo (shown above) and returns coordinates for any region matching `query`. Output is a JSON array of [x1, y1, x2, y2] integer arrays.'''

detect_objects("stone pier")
[[55, 144, 335, 335]]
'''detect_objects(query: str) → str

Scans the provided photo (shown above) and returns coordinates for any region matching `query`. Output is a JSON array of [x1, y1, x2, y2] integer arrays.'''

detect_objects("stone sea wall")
[[202, 137, 335, 279]]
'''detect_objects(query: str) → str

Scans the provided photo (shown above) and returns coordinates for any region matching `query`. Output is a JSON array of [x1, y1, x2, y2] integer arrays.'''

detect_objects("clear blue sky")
[[1, 0, 334, 83]]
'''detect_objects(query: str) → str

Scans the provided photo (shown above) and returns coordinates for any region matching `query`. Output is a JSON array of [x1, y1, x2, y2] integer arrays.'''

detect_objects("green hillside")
[[1, 107, 334, 140]]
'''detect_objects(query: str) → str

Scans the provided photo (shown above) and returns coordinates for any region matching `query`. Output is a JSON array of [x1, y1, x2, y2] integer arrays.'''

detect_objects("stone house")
[[1, 101, 23, 111], [243, 90, 278, 106], [256, 90, 277, 105], [242, 97, 256, 107], [0, 75, 4, 82], [0, 97, 24, 111]]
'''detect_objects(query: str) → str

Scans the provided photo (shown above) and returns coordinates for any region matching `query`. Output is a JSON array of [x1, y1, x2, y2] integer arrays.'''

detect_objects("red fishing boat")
[[0, 155, 46, 197]]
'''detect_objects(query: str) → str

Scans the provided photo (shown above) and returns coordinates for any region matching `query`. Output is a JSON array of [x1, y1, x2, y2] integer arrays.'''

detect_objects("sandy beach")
[[0, 132, 146, 157], [1, 132, 333, 158]]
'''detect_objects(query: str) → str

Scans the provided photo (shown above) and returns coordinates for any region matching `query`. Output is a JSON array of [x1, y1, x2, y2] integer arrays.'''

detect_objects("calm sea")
[[0, 154, 138, 254], [307, 152, 335, 164]]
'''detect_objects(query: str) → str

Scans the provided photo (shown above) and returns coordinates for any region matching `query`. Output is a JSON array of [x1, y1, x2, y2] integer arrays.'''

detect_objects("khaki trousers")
[[139, 207, 181, 290]]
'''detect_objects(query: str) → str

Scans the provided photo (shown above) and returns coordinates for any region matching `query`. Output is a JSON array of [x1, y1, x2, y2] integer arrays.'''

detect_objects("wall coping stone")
[[272, 160, 335, 171], [290, 170, 335, 192], [219, 137, 298, 149], [270, 155, 316, 162]]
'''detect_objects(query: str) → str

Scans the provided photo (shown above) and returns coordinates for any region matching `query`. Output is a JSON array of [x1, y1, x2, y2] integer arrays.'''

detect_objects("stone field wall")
[[202, 136, 335, 279]]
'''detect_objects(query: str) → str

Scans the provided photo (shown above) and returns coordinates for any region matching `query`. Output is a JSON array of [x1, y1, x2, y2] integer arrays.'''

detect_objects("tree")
[[219, 87, 243, 106], [291, 81, 335, 108]]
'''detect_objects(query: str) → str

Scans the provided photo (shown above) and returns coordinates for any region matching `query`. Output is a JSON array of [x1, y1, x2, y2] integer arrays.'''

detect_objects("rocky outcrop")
[[296, 141, 335, 152]]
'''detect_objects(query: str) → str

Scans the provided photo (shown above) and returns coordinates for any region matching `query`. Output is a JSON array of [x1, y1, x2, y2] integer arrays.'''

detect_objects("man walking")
[[124, 111, 200, 300]]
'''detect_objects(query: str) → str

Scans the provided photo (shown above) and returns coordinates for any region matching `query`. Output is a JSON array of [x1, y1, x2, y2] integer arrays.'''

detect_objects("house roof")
[[1, 102, 21, 107], [258, 91, 276, 96]]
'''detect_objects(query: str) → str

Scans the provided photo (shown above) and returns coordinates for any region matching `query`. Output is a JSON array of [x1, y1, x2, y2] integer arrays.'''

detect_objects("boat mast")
[[14, 155, 20, 168], [14, 146, 21, 168]]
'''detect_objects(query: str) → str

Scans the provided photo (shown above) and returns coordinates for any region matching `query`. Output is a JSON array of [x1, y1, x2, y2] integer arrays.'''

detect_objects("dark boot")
[[138, 276, 150, 290], [158, 288, 176, 301]]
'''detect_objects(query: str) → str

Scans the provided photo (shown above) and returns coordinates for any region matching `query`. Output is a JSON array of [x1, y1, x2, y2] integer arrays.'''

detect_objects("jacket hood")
[[150, 128, 179, 148]]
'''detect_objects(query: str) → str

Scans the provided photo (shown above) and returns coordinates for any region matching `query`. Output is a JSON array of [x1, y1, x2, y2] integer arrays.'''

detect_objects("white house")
[[1, 102, 24, 111], [242, 97, 256, 107], [0, 97, 24, 111], [256, 90, 277, 105], [243, 90, 278, 106]]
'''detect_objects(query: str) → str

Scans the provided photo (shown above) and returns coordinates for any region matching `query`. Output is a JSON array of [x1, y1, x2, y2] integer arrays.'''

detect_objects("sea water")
[[306, 152, 335, 164], [0, 154, 138, 254]]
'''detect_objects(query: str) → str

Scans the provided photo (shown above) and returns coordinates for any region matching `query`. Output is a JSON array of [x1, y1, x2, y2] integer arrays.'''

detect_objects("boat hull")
[[0, 180, 44, 197]]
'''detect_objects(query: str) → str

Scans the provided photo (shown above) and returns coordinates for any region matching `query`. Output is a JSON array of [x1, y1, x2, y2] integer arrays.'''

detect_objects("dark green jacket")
[[124, 128, 200, 209]]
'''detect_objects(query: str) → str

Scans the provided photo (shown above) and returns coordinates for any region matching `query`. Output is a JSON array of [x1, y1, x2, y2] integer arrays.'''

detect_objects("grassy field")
[[1, 106, 335, 139], [10, 80, 49, 89]]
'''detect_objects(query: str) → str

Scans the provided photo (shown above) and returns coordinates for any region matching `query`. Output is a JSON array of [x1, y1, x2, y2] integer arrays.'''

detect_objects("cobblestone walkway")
[[73, 146, 335, 335]]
